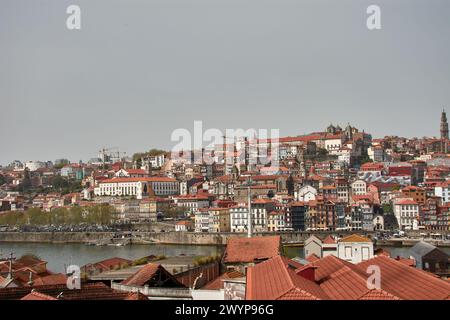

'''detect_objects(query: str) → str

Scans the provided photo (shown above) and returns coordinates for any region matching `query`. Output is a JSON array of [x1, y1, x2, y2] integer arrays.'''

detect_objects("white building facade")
[[337, 235, 374, 264], [230, 206, 268, 233], [435, 184, 450, 203], [351, 180, 367, 196], [393, 198, 420, 230], [94, 177, 179, 199]]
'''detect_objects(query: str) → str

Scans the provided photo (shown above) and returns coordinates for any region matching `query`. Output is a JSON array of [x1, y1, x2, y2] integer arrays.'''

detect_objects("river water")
[[1, 242, 449, 273], [0, 243, 223, 273]]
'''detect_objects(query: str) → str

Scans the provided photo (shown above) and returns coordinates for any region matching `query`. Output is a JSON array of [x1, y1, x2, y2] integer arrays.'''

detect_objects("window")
[[362, 247, 369, 260], [345, 246, 352, 257]]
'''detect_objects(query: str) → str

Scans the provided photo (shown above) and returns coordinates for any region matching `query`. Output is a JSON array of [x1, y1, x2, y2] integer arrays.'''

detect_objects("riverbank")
[[0, 231, 449, 247], [0, 231, 114, 244], [0, 230, 375, 245]]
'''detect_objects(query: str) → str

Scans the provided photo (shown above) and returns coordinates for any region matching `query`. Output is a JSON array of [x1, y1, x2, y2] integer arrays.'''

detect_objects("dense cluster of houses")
[[1, 114, 450, 232]]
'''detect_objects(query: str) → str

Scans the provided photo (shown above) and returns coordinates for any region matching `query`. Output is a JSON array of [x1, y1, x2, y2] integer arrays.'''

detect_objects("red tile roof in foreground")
[[202, 270, 245, 290], [246, 255, 329, 300], [223, 236, 281, 263], [21, 291, 57, 300], [358, 289, 400, 300], [247, 254, 450, 300], [306, 253, 320, 263], [358, 255, 450, 300], [0, 283, 136, 300], [87, 257, 132, 270], [33, 274, 68, 286], [307, 255, 367, 282], [123, 292, 149, 300], [121, 263, 160, 286]]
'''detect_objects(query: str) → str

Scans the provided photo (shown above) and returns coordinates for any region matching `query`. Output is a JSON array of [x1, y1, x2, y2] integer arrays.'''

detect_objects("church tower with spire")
[[441, 109, 449, 140]]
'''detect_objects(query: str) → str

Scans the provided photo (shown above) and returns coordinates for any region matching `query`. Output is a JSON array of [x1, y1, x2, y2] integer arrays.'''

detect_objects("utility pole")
[[247, 176, 252, 238], [7, 252, 15, 279]]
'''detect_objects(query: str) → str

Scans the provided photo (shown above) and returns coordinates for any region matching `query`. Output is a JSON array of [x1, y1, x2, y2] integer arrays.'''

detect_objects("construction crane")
[[97, 147, 126, 168]]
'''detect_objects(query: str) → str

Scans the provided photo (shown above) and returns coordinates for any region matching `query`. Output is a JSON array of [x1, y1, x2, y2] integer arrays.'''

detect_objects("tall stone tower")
[[441, 109, 449, 140]]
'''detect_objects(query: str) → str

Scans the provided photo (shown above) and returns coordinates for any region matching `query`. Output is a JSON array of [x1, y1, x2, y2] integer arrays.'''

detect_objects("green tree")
[[132, 149, 167, 164], [164, 206, 186, 219], [51, 175, 69, 190], [50, 176, 82, 195], [382, 203, 393, 215], [20, 168, 32, 191], [0, 204, 117, 226], [360, 154, 373, 165]]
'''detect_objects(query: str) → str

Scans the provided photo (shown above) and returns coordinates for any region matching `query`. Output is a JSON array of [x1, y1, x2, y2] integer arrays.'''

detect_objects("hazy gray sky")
[[1, 0, 450, 165]]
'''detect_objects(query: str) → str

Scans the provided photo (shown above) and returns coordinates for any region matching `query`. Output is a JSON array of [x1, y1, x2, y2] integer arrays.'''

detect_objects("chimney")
[[296, 265, 318, 282]]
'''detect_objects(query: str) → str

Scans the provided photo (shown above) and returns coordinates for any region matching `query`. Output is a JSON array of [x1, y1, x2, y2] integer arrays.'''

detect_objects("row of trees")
[[132, 149, 167, 167], [13, 173, 82, 195], [50, 175, 83, 194], [0, 205, 117, 226]]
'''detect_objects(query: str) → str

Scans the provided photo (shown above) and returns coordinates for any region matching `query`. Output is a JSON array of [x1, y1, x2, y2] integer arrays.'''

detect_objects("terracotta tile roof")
[[322, 235, 336, 244], [215, 175, 233, 183], [123, 292, 148, 300], [396, 258, 416, 267], [246, 253, 450, 300], [289, 201, 306, 207], [306, 253, 320, 263], [306, 255, 367, 282], [33, 274, 68, 286], [252, 198, 275, 204], [94, 257, 132, 270], [121, 263, 160, 286], [176, 220, 192, 226], [119, 169, 147, 175], [174, 194, 209, 200], [339, 234, 372, 243], [238, 175, 287, 182], [101, 177, 177, 184], [0, 283, 132, 300], [319, 265, 373, 300], [352, 194, 374, 203], [246, 255, 329, 300], [358, 255, 450, 300], [15, 256, 47, 269], [358, 289, 400, 300], [374, 248, 391, 257], [21, 290, 57, 300], [223, 236, 281, 263], [402, 186, 424, 191], [202, 270, 245, 290], [360, 163, 384, 170], [280, 256, 304, 269], [395, 199, 419, 205]]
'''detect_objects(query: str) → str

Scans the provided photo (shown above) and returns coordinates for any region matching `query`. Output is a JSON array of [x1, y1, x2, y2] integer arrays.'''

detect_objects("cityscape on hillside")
[[0, 111, 450, 300], [1, 0, 450, 307]]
